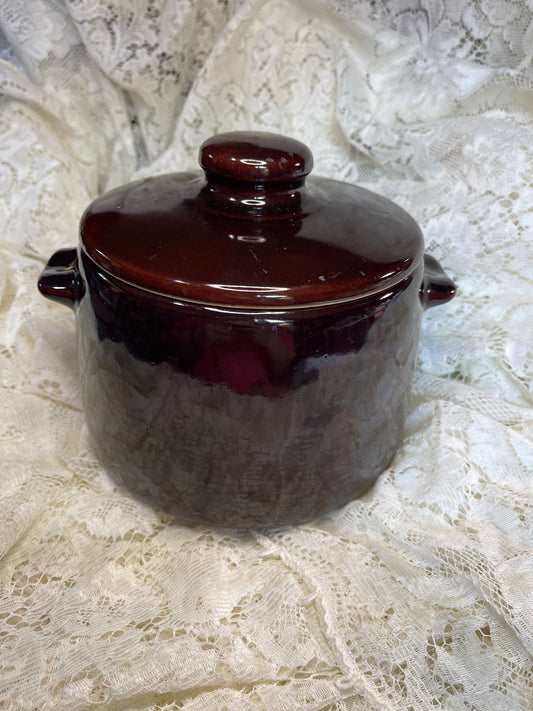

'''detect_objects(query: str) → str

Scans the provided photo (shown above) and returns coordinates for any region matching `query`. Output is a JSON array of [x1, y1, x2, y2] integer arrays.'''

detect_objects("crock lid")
[[80, 131, 424, 309]]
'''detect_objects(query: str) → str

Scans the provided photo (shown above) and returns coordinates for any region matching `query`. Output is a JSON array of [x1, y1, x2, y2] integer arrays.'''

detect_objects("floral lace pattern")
[[1, 1, 532, 709]]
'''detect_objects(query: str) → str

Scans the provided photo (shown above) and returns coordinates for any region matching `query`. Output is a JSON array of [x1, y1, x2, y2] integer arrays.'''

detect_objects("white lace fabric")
[[1, 1, 532, 709]]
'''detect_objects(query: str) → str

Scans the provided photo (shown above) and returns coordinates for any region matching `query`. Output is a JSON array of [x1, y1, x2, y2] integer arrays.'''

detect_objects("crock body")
[[75, 252, 425, 527], [38, 132, 456, 527]]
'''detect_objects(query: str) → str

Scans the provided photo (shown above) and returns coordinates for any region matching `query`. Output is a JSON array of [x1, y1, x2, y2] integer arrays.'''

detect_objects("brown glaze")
[[199, 131, 313, 183], [37, 131, 456, 527], [77, 254, 423, 526], [80, 131, 425, 308], [421, 254, 457, 307], [38, 248, 85, 307]]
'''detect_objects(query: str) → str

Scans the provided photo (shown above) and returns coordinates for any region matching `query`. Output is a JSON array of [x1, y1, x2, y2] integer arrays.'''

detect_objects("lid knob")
[[199, 131, 313, 183]]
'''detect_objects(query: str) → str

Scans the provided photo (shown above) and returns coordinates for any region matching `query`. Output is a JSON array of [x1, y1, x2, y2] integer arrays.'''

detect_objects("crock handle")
[[38, 248, 85, 310], [420, 254, 456, 309]]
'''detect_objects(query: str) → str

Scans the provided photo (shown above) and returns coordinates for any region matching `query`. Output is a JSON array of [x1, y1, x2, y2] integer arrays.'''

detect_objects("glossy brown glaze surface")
[[80, 132, 424, 308], [199, 131, 313, 183], [76, 253, 424, 527], [37, 247, 85, 307], [421, 254, 457, 307], [37, 131, 457, 527]]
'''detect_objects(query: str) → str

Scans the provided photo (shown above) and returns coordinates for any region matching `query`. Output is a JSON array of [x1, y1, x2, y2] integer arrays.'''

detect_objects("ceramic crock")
[[38, 131, 455, 527]]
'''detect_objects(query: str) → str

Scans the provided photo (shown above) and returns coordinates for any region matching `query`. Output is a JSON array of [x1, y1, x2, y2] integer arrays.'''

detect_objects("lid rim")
[[81, 246, 423, 311]]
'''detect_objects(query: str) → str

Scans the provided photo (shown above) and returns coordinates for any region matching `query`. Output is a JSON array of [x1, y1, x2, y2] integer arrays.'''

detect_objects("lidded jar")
[[38, 131, 455, 527]]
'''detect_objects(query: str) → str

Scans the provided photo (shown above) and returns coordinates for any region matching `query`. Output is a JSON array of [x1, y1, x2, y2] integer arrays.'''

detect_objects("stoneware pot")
[[38, 131, 455, 527]]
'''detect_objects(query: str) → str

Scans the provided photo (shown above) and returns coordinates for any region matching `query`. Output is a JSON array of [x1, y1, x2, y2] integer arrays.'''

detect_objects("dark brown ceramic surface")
[[38, 131, 456, 528], [79, 132, 425, 308], [76, 254, 422, 526]]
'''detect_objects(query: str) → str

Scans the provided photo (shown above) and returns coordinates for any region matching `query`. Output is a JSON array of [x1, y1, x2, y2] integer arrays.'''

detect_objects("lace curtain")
[[0, 1, 532, 709]]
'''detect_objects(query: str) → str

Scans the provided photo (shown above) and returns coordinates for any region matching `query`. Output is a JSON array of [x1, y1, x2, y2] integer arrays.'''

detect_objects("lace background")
[[1, 0, 532, 708]]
